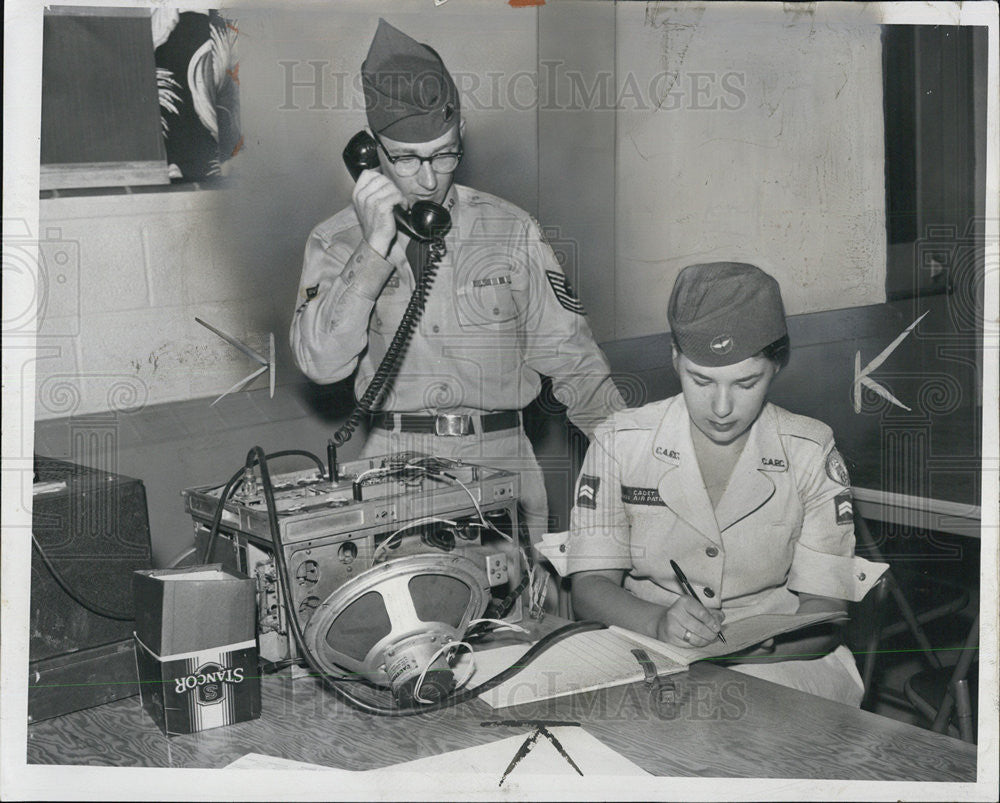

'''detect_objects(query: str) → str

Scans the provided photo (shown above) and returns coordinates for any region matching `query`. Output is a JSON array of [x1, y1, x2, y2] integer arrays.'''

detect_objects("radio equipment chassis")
[[183, 453, 524, 667]]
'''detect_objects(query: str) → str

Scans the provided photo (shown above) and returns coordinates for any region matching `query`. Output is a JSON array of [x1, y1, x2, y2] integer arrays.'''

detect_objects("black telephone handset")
[[342, 131, 451, 242], [330, 132, 450, 451]]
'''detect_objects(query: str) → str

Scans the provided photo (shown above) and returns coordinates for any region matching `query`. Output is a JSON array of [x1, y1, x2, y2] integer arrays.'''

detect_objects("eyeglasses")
[[373, 132, 463, 177]]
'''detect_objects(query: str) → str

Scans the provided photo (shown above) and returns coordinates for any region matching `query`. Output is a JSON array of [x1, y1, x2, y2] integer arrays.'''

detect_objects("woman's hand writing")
[[655, 596, 725, 648]]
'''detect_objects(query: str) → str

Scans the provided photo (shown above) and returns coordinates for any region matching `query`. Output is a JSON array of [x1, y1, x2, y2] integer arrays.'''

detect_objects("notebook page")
[[612, 609, 848, 663], [474, 628, 686, 709]]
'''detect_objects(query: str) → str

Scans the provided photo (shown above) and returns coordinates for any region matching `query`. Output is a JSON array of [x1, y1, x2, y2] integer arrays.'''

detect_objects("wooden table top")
[[26, 659, 976, 783]]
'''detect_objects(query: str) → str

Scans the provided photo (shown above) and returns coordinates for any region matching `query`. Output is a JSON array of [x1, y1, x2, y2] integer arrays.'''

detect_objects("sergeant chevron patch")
[[576, 474, 600, 509], [546, 270, 586, 315], [834, 490, 853, 525]]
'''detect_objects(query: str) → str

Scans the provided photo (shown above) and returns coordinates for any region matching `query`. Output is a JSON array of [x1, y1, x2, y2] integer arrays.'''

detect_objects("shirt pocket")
[[624, 505, 677, 577], [370, 291, 408, 335], [455, 274, 518, 331], [729, 518, 798, 588]]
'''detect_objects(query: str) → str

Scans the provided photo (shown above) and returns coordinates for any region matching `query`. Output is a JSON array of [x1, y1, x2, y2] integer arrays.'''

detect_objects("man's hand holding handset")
[[352, 167, 406, 258]]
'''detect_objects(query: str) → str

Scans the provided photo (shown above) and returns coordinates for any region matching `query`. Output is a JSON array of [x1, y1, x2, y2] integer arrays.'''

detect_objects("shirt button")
[[432, 324, 440, 333], [346, 270, 354, 282], [355, 255, 362, 263], [705, 546, 719, 558], [703, 587, 715, 598], [857, 572, 866, 581], [374, 317, 382, 327], [493, 307, 500, 316]]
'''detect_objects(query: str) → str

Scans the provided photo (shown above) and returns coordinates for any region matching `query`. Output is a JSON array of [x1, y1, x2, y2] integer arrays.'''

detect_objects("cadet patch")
[[834, 490, 853, 525], [761, 457, 786, 468], [576, 474, 600, 509], [825, 448, 850, 486], [545, 270, 586, 315], [621, 485, 666, 506]]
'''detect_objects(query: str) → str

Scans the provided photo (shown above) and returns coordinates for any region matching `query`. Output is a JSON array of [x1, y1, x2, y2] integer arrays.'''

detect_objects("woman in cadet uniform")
[[563, 262, 884, 706]]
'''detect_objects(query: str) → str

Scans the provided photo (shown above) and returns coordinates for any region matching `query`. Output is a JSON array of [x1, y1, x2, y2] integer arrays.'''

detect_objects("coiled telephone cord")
[[332, 237, 446, 447]]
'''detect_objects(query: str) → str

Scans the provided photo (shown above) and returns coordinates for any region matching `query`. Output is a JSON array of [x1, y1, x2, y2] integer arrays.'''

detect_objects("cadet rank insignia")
[[546, 270, 586, 315], [834, 490, 853, 525], [825, 448, 850, 486], [576, 474, 600, 509]]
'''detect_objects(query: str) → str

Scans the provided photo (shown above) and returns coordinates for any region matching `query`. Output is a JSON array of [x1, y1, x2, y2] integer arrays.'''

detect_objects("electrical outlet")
[[485, 553, 509, 586], [493, 482, 514, 501]]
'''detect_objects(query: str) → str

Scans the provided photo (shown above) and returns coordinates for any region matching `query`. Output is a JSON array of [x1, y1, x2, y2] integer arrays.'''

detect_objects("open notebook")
[[462, 609, 847, 709]]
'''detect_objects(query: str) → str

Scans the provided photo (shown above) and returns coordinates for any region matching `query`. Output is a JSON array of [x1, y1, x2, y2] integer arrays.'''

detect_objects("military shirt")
[[290, 184, 625, 437], [557, 394, 885, 621]]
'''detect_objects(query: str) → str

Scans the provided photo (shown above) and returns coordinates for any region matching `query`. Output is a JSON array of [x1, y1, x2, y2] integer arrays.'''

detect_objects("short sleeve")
[[559, 423, 634, 576], [787, 441, 887, 601]]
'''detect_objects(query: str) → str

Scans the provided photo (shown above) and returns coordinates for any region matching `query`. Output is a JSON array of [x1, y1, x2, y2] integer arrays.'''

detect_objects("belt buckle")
[[434, 413, 471, 437]]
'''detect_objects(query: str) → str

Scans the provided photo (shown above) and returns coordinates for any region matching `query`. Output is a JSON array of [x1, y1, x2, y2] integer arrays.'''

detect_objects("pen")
[[669, 559, 727, 644]]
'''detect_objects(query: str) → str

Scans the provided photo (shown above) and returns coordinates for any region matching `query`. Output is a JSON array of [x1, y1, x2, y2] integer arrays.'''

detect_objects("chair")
[[903, 613, 979, 743], [850, 514, 972, 713]]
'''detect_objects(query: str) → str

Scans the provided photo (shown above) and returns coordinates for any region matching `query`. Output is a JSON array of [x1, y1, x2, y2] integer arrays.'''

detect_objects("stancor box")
[[132, 565, 261, 735]]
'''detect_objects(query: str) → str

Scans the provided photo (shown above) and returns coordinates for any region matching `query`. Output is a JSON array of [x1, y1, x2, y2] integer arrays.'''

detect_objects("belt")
[[371, 411, 521, 437]]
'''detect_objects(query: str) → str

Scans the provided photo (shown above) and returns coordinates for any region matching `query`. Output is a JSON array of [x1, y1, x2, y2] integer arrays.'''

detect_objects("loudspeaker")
[[29, 456, 153, 721], [302, 554, 489, 705]]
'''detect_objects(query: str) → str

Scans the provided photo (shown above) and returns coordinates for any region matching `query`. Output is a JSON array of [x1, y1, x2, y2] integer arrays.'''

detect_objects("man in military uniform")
[[290, 20, 625, 543]]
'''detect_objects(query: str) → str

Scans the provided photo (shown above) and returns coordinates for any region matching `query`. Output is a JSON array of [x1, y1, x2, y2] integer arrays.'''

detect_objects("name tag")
[[621, 485, 666, 506], [472, 275, 511, 288]]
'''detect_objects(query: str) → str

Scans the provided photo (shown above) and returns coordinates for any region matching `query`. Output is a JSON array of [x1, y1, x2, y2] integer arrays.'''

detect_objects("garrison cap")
[[668, 262, 787, 367], [362, 19, 460, 143]]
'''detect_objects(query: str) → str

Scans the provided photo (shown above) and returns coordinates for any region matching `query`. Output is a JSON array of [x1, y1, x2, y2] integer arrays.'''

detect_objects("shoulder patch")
[[546, 270, 586, 315], [826, 448, 851, 486], [296, 284, 320, 315]]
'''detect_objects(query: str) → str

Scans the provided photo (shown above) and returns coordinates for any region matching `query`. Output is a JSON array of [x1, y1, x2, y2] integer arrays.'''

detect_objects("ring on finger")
[[683, 629, 692, 643]]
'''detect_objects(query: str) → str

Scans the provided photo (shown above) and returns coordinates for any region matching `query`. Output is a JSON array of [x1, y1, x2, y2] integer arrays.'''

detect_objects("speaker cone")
[[302, 554, 488, 704]]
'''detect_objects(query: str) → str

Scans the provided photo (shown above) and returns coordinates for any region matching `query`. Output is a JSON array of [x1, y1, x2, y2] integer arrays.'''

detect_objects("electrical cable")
[[331, 237, 446, 447], [201, 467, 245, 565], [437, 470, 512, 543], [412, 640, 475, 705], [200, 449, 326, 565], [369, 516, 460, 567], [467, 618, 530, 636], [262, 450, 326, 477], [418, 464, 544, 618], [251, 442, 607, 716], [31, 534, 134, 621], [31, 447, 320, 619]]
